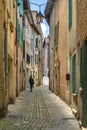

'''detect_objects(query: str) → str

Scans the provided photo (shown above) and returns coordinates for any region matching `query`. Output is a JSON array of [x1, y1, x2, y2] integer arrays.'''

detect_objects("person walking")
[[29, 75, 34, 92]]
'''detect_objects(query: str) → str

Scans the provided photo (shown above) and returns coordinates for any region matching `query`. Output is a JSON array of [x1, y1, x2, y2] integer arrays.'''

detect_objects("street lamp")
[[29, 2, 46, 23], [36, 11, 44, 23], [29, 1, 55, 23]]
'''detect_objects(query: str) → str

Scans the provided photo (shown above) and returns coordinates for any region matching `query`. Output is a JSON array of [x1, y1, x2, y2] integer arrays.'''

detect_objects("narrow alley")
[[0, 84, 80, 130]]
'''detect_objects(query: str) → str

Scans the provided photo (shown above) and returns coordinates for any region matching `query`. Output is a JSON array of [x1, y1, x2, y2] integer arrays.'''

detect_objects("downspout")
[[4, 4, 8, 116], [16, 0, 18, 96]]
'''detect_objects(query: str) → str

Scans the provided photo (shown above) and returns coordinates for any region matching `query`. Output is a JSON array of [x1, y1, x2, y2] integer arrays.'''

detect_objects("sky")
[[29, 0, 49, 37]]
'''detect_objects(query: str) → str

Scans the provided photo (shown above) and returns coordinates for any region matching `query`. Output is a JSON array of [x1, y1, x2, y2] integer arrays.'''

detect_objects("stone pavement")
[[0, 85, 80, 130]]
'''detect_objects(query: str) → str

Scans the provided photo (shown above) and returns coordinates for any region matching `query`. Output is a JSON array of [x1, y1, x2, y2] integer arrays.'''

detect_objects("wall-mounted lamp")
[[36, 11, 44, 23], [29, 2, 46, 23]]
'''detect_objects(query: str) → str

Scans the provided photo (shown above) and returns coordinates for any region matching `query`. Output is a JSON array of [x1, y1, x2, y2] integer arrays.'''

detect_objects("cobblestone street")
[[0, 85, 80, 130]]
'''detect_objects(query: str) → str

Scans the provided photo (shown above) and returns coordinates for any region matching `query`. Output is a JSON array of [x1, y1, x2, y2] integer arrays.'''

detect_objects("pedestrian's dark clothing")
[[29, 75, 34, 92]]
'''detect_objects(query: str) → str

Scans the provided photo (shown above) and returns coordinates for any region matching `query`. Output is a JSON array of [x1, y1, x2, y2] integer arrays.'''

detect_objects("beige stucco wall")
[[49, 6, 55, 92], [7, 0, 16, 103], [69, 0, 77, 52], [18, 45, 23, 93], [57, 0, 67, 101]]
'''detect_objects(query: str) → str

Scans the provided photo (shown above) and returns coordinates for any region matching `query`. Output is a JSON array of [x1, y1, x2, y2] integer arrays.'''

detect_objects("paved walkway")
[[0, 85, 80, 130]]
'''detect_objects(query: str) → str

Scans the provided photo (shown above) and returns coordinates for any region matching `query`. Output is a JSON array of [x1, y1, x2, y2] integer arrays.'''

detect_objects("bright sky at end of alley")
[[29, 0, 49, 37]]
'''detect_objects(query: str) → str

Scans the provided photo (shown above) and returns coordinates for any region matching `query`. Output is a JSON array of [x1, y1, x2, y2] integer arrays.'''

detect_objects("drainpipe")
[[4, 21, 8, 116], [3, 0, 8, 116], [16, 0, 18, 96]]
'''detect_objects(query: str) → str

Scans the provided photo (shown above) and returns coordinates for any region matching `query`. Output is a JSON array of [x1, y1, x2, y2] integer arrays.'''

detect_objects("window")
[[80, 41, 87, 90], [36, 38, 38, 48], [70, 54, 76, 93], [68, 0, 72, 30]]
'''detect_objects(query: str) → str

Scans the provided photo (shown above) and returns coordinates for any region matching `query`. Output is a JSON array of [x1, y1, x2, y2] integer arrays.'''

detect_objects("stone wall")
[[0, 1, 6, 117]]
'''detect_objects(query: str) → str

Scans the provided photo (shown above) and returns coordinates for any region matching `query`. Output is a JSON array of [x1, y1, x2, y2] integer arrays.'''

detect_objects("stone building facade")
[[16, 0, 23, 95], [68, 0, 87, 127], [7, 0, 16, 104], [43, 37, 49, 76], [45, 0, 68, 100], [0, 0, 7, 117], [77, 0, 87, 127], [45, 0, 87, 128], [0, 0, 16, 117], [45, 1, 55, 92]]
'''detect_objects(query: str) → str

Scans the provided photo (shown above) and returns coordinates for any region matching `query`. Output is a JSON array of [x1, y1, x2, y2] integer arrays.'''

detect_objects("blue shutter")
[[17, 0, 20, 5], [68, 0, 72, 30], [20, 26, 23, 47], [19, 0, 23, 17]]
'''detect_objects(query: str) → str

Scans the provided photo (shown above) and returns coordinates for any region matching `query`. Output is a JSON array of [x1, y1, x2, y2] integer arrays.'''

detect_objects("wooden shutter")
[[36, 38, 38, 48], [70, 55, 76, 93], [17, 19, 20, 42], [81, 41, 87, 127], [80, 48, 83, 88], [70, 55, 74, 93], [68, 0, 72, 30]]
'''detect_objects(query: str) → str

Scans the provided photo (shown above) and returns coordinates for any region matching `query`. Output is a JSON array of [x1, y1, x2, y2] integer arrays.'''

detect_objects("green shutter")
[[37, 54, 38, 65], [35, 54, 36, 64], [82, 92, 87, 127], [36, 38, 38, 48], [70, 55, 76, 93], [70, 55, 74, 93], [20, 26, 23, 47], [17, 19, 20, 42], [82, 41, 87, 90], [68, 0, 72, 29], [80, 48, 83, 88], [81, 41, 87, 127]]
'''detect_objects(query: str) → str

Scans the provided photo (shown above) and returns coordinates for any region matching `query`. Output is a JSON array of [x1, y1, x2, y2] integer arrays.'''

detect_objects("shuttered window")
[[35, 54, 37, 65], [70, 54, 76, 93], [80, 48, 83, 88], [36, 38, 38, 48], [68, 0, 72, 30], [17, 0, 20, 5], [17, 19, 23, 46], [80, 41, 87, 91], [17, 0, 23, 17], [20, 26, 23, 47], [17, 19, 20, 42], [81, 41, 87, 127], [19, 0, 23, 17]]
